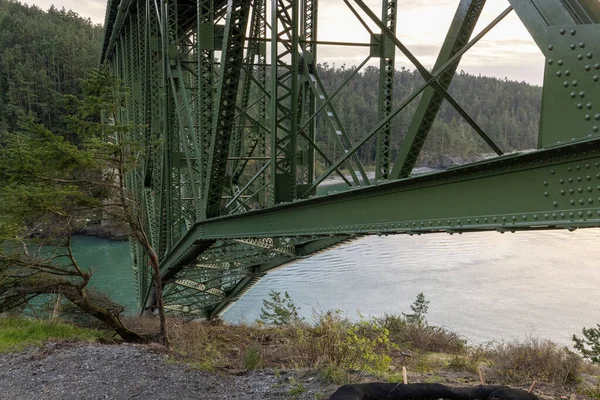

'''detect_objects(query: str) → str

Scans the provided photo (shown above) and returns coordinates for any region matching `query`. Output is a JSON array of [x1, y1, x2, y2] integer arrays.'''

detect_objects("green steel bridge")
[[101, 0, 600, 317]]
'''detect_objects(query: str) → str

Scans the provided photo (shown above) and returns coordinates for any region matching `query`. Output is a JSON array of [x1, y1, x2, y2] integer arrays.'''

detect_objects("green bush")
[[258, 291, 303, 326], [244, 344, 262, 370], [573, 324, 600, 364]]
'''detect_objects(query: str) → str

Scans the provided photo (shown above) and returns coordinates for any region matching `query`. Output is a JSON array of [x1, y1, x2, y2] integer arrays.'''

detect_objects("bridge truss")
[[101, 0, 600, 317]]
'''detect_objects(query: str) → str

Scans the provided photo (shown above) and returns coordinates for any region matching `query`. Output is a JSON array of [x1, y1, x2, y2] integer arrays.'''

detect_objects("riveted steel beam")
[[204, 0, 252, 218]]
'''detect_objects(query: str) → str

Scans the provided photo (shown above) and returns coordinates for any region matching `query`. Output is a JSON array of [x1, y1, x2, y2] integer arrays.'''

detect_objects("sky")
[[19, 0, 545, 84]]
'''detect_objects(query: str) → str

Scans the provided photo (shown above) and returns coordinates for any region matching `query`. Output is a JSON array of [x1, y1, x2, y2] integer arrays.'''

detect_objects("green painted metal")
[[390, 0, 486, 180], [375, 0, 396, 181], [100, 0, 600, 317]]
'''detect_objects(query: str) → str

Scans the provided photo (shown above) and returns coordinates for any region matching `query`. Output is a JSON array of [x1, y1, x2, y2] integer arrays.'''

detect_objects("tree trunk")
[[147, 248, 170, 349]]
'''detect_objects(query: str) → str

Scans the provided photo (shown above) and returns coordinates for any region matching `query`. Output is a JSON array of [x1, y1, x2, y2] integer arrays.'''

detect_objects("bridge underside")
[[100, 0, 600, 317]]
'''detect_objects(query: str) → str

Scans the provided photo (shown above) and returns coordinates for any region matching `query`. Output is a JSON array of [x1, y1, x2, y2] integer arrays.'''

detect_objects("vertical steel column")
[[270, 0, 300, 204], [375, 0, 396, 181], [197, 0, 214, 220], [298, 0, 317, 187]]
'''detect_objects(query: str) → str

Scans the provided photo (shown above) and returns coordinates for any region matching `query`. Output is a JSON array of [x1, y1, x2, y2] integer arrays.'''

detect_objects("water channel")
[[80, 228, 600, 347]]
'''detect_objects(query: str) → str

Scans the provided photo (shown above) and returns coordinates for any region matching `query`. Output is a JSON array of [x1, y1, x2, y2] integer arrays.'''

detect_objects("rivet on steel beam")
[[568, 166, 573, 172], [565, 81, 571, 87], [565, 70, 571, 76], [586, 65, 591, 72], [571, 29, 576, 35], [493, 217, 497, 222], [588, 176, 593, 181], [571, 92, 577, 98], [569, 212, 574, 218], [475, 218, 480, 223], [561, 190, 566, 195], [554, 201, 559, 207], [548, 45, 554, 51], [569, 188, 575, 193], [570, 44, 576, 50], [586, 164, 591, 169], [484, 218, 489, 222], [579, 211, 584, 217], [561, 213, 566, 218], [570, 200, 576, 205], [560, 179, 565, 184], [560, 29, 566, 35], [534, 215, 538, 220], [596, 63, 600, 70], [577, 165, 581, 170], [578, 54, 584, 60], [548, 59, 554, 65], [502, 217, 507, 221], [588, 211, 593, 217], [578, 103, 583, 109], [579, 187, 584, 192], [552, 213, 558, 218], [569, 178, 574, 183], [580, 91, 586, 97], [572, 80, 578, 86], [544, 213, 549, 219], [586, 115, 591, 121], [544, 192, 549, 197], [595, 114, 600, 121], [558, 60, 564, 66], [594, 126, 599, 132], [579, 199, 585, 205], [580, 43, 585, 49], [544, 181, 548, 186], [589, 187, 594, 192], [590, 198, 594, 204], [587, 104, 593, 109], [587, 53, 593, 59], [594, 76, 599, 82]]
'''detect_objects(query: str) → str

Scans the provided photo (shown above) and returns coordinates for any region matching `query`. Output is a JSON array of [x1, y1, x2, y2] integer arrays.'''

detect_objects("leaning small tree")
[[0, 66, 169, 345], [0, 114, 146, 342]]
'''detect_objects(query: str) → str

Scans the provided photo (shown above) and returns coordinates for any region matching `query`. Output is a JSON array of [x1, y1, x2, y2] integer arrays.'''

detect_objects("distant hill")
[[317, 64, 541, 167]]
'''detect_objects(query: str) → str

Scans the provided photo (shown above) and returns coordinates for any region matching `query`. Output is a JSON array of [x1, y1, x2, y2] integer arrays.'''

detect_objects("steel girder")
[[100, 0, 600, 316]]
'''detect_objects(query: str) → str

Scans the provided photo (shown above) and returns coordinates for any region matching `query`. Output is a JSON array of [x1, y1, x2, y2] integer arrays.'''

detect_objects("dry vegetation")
[[120, 311, 598, 395]]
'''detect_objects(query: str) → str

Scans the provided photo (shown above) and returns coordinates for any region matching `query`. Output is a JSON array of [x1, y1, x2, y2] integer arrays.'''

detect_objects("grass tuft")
[[0, 316, 107, 352]]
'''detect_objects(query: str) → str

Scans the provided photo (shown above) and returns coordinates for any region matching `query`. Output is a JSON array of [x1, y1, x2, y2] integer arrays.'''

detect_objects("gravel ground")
[[0, 342, 338, 399]]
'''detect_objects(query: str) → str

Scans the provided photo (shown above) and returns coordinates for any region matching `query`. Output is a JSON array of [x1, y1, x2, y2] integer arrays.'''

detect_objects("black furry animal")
[[328, 383, 539, 400]]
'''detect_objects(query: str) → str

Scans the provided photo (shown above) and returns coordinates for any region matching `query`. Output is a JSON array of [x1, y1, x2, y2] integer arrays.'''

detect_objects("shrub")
[[403, 292, 429, 326], [487, 338, 581, 385], [287, 310, 396, 383], [376, 314, 466, 354], [259, 291, 303, 326], [244, 344, 262, 370], [573, 324, 600, 364]]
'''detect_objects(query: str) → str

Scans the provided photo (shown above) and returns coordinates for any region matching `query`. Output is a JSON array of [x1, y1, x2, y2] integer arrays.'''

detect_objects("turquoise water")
[[71, 236, 138, 312]]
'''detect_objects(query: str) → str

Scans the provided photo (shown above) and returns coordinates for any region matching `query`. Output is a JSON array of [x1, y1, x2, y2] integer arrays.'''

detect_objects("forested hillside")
[[0, 0, 102, 134], [0, 0, 542, 167], [317, 64, 542, 166]]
